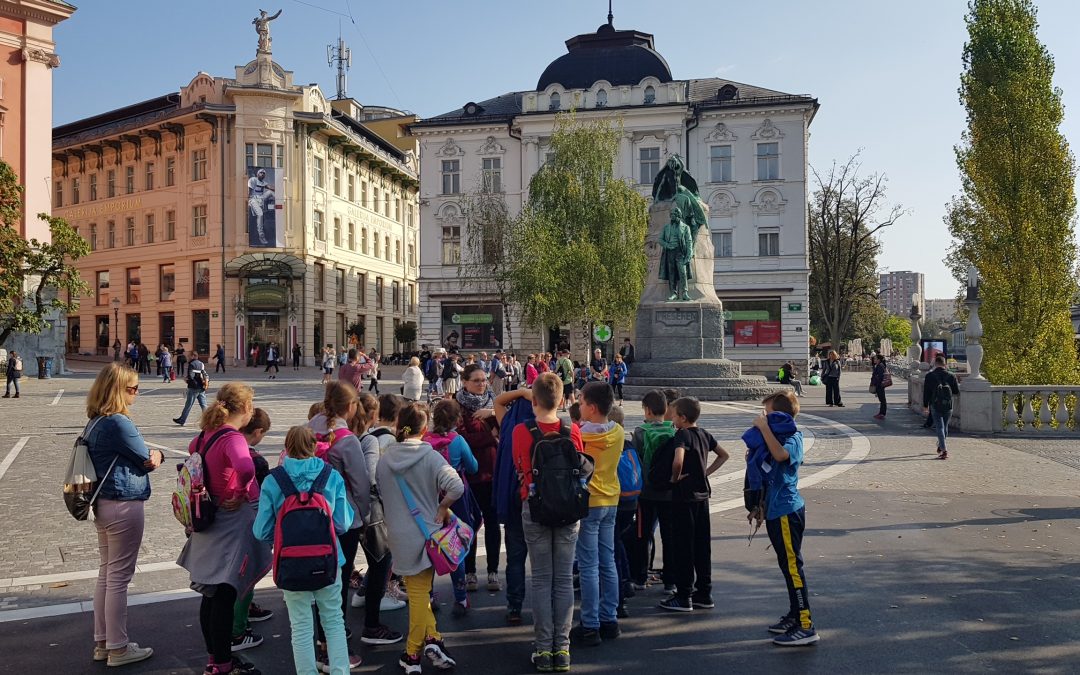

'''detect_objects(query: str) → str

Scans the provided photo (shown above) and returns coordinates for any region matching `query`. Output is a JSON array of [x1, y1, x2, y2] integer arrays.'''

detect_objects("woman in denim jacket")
[[85, 363, 164, 667]]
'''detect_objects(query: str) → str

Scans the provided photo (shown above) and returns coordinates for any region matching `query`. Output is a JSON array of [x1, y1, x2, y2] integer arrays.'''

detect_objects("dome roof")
[[536, 22, 672, 91]]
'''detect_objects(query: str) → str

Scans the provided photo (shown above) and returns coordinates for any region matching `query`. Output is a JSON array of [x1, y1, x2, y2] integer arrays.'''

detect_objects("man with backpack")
[[174, 352, 209, 426], [556, 350, 575, 411], [3, 350, 22, 398], [922, 354, 959, 459]]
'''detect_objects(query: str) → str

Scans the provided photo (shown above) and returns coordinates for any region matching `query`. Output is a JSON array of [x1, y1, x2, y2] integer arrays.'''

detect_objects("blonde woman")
[[823, 350, 844, 407], [176, 383, 272, 675], [85, 363, 163, 667], [402, 356, 425, 401]]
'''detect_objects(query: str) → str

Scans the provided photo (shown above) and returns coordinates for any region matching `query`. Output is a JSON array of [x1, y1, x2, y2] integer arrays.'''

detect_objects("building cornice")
[[0, 0, 76, 26], [53, 103, 232, 150]]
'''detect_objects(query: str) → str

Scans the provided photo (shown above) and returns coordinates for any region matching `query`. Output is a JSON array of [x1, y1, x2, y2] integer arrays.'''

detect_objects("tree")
[[459, 189, 518, 351], [347, 320, 365, 344], [0, 160, 89, 347], [880, 315, 912, 353], [808, 154, 903, 347], [847, 298, 887, 349], [509, 112, 648, 359], [945, 0, 1079, 385], [394, 321, 417, 349]]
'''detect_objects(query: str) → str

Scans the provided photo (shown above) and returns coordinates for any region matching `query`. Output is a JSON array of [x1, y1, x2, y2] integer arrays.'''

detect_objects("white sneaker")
[[351, 591, 365, 608], [380, 595, 406, 611], [107, 643, 153, 667]]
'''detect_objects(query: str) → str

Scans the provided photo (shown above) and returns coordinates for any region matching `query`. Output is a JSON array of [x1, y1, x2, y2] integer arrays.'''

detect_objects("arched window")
[[644, 85, 656, 105], [549, 92, 561, 111], [596, 89, 608, 107]]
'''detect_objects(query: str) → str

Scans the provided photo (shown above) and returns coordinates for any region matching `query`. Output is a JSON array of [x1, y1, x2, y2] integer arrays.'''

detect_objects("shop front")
[[226, 253, 305, 366]]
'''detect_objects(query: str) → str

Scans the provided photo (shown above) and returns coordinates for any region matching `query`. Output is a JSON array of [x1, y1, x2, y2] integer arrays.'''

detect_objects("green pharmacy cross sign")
[[593, 324, 613, 342]]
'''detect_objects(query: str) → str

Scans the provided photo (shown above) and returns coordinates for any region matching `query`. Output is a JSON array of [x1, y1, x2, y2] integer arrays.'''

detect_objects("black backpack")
[[187, 368, 207, 390], [647, 435, 680, 492], [931, 379, 954, 414], [527, 421, 594, 527]]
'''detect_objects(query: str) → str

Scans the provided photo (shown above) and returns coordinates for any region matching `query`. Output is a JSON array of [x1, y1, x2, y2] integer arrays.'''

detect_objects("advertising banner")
[[247, 166, 283, 247]]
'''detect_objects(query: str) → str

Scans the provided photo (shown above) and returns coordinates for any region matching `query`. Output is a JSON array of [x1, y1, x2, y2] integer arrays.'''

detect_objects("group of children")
[[225, 372, 817, 675]]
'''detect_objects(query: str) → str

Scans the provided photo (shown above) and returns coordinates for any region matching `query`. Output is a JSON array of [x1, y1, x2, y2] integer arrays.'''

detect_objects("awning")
[[225, 253, 306, 279]]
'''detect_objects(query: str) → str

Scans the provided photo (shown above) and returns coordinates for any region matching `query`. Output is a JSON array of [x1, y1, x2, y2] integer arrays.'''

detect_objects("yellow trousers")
[[404, 567, 440, 655]]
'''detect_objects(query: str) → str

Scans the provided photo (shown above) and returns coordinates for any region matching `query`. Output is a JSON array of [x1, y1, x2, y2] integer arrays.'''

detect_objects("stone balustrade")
[[993, 387, 1079, 434]]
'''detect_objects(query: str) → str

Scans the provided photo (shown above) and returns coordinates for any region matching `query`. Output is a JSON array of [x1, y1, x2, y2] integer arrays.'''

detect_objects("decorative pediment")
[[436, 138, 465, 158], [477, 136, 506, 155], [751, 187, 786, 214], [708, 189, 739, 216], [751, 118, 784, 141], [435, 201, 464, 223], [704, 122, 737, 143]]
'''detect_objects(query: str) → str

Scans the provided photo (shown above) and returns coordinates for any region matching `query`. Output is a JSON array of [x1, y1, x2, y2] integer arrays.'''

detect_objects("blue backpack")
[[617, 443, 643, 505], [493, 398, 536, 524]]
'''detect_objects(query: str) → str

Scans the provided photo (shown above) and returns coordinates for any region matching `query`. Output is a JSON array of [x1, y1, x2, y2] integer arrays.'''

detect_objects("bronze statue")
[[253, 9, 282, 53], [652, 154, 707, 236], [659, 206, 693, 301]]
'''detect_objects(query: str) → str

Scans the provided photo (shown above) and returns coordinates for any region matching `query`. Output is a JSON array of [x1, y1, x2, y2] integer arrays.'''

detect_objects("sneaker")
[[835, 403, 846, 407], [347, 651, 363, 671], [93, 645, 109, 662], [663, 584, 676, 593], [773, 625, 820, 646], [531, 650, 554, 672], [380, 594, 407, 611], [616, 604, 630, 619], [658, 596, 693, 612], [173, 417, 185, 426], [768, 616, 798, 634], [569, 625, 602, 647], [691, 595, 715, 609], [631, 582, 647, 591], [452, 600, 469, 617], [361, 624, 404, 645], [465, 573, 478, 592], [873, 414, 886, 420], [399, 652, 422, 675], [107, 642, 154, 667], [423, 637, 457, 669], [599, 621, 620, 640], [230, 629, 263, 652], [507, 607, 523, 625], [316, 643, 329, 672], [552, 650, 571, 672], [386, 579, 409, 603], [487, 572, 502, 591], [230, 657, 260, 674], [351, 591, 366, 608], [247, 603, 273, 622], [939, 451, 949, 460]]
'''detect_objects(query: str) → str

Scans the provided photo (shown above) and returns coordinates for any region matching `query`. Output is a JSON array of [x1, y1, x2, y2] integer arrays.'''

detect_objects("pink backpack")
[[423, 431, 458, 464], [278, 427, 351, 466]]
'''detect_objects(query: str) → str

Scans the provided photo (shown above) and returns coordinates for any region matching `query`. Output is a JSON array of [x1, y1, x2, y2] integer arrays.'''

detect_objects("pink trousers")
[[93, 498, 145, 649]]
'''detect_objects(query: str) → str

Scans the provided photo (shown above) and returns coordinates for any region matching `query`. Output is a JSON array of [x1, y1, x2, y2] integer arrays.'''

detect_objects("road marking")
[[0, 560, 180, 589], [49, 389, 64, 406], [0, 436, 30, 482], [145, 441, 187, 457]]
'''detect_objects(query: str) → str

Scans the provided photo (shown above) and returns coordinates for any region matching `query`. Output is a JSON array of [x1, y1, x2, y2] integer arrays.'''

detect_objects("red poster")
[[734, 321, 757, 346], [758, 321, 781, 345]]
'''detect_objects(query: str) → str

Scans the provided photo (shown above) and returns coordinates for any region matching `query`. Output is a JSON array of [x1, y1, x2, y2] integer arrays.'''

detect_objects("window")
[[166, 157, 175, 186], [723, 299, 782, 347], [145, 213, 155, 244], [192, 149, 207, 181], [407, 283, 415, 313], [96, 271, 109, 305], [314, 263, 325, 302], [126, 267, 140, 304], [89, 224, 98, 251], [373, 187, 380, 213], [276, 145, 284, 168], [192, 309, 210, 355], [756, 142, 779, 180], [313, 156, 324, 188], [313, 310, 324, 354], [107, 221, 116, 248], [640, 147, 660, 184], [72, 177, 80, 204], [375, 277, 384, 309], [193, 260, 210, 299], [408, 242, 416, 269], [336, 268, 345, 303], [596, 89, 607, 107], [358, 273, 367, 307], [245, 143, 274, 168], [383, 193, 390, 217], [361, 181, 368, 207], [406, 204, 414, 228], [125, 217, 135, 246], [125, 166, 135, 194], [348, 175, 355, 202], [54, 180, 62, 208], [333, 167, 341, 196], [758, 231, 780, 256], [395, 240, 402, 264], [384, 235, 391, 261], [710, 145, 733, 183], [347, 222, 355, 250], [392, 281, 400, 312], [165, 210, 176, 240], [314, 210, 325, 241], [361, 227, 369, 254], [192, 204, 207, 236], [549, 92, 560, 110], [644, 85, 656, 104], [107, 169, 116, 198], [441, 160, 460, 195], [144, 162, 154, 190], [712, 231, 733, 258], [482, 157, 502, 193], [442, 225, 461, 265], [374, 233, 381, 258], [159, 264, 175, 301], [333, 217, 341, 247], [89, 174, 98, 201]]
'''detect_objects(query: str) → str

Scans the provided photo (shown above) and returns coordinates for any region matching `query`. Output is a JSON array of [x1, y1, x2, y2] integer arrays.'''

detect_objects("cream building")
[[53, 28, 419, 364], [411, 17, 817, 374]]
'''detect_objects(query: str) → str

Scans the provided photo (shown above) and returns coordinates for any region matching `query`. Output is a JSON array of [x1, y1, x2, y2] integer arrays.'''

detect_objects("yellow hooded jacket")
[[579, 421, 624, 508]]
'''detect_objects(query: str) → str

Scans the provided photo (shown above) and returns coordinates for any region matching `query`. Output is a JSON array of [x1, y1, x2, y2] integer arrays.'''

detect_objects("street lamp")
[[111, 297, 121, 361]]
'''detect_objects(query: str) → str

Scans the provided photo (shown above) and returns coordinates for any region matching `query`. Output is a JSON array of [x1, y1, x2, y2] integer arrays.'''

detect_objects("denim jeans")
[[177, 388, 207, 425], [4, 371, 19, 395], [932, 409, 952, 452], [282, 577, 349, 675], [503, 495, 528, 611], [576, 505, 619, 628], [522, 502, 579, 652]]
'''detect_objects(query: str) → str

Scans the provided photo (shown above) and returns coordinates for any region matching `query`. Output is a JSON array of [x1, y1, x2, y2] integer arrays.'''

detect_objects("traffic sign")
[[593, 324, 613, 342]]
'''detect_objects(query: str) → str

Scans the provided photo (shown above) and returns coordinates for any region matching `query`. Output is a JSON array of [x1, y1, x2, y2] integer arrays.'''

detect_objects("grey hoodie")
[[309, 414, 372, 530], [376, 438, 464, 576]]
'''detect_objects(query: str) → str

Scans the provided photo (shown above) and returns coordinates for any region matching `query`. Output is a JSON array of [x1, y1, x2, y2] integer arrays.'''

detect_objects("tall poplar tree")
[[946, 0, 1079, 384]]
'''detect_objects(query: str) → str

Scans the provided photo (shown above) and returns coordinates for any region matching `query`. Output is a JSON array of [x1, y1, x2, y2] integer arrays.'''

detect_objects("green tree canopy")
[[0, 160, 89, 346], [509, 113, 648, 346], [880, 315, 913, 354], [946, 0, 1079, 384]]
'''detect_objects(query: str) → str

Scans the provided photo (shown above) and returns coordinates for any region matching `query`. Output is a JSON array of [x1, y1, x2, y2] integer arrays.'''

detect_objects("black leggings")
[[364, 549, 393, 628], [464, 482, 500, 575], [632, 499, 673, 586], [875, 386, 887, 415], [613, 383, 624, 401], [200, 583, 238, 666], [824, 376, 841, 405]]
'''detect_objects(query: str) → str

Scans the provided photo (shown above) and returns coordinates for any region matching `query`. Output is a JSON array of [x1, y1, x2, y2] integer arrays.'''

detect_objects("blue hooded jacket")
[[742, 412, 799, 493], [493, 398, 536, 524]]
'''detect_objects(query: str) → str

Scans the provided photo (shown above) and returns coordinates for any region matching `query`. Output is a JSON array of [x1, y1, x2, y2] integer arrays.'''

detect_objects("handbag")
[[881, 372, 894, 388], [360, 483, 391, 563], [393, 475, 474, 576], [62, 416, 118, 521]]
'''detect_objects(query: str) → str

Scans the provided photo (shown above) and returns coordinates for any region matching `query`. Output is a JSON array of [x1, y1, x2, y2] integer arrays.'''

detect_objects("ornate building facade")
[[53, 28, 419, 364], [411, 18, 817, 373]]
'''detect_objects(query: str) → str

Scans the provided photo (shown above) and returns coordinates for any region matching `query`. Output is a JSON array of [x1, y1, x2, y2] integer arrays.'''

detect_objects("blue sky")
[[53, 0, 1080, 298]]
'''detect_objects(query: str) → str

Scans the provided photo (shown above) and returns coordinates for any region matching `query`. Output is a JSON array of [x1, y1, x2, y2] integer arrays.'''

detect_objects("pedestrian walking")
[[173, 352, 209, 426], [368, 352, 381, 395], [869, 354, 890, 420], [609, 354, 627, 406], [402, 357, 425, 401], [176, 348, 188, 379], [822, 351, 844, 407], [292, 343, 302, 370], [322, 347, 336, 385], [922, 355, 959, 459], [264, 343, 279, 379], [214, 344, 226, 373], [3, 350, 22, 398]]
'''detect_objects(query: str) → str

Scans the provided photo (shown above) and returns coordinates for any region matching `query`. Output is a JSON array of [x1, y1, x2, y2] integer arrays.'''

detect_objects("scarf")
[[455, 387, 494, 413]]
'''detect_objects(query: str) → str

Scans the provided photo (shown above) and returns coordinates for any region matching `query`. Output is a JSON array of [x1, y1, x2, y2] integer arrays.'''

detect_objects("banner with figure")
[[247, 166, 283, 247]]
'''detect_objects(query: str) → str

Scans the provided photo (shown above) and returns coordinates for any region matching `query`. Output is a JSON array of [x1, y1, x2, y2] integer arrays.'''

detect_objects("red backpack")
[[270, 464, 339, 591]]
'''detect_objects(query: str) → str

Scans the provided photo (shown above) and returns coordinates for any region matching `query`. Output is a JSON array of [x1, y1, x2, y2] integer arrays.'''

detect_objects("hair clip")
[[401, 425, 412, 435]]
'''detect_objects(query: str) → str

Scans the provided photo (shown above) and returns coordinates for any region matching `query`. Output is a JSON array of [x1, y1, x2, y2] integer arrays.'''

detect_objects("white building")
[[879, 270, 925, 317], [410, 18, 817, 374], [924, 298, 958, 324]]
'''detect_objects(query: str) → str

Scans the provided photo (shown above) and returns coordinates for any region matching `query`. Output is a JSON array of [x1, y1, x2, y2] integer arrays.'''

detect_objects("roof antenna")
[[607, 0, 614, 26], [327, 27, 351, 100]]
